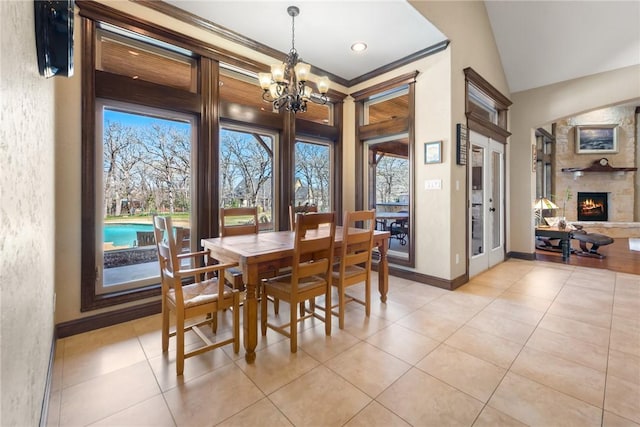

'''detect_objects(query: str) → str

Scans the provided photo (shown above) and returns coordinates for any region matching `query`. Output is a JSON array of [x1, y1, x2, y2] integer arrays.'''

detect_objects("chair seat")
[[264, 274, 327, 293], [167, 279, 232, 308], [331, 265, 366, 282]]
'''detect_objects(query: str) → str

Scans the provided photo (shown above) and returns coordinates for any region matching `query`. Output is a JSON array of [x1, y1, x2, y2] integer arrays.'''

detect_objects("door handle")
[[489, 207, 496, 212]]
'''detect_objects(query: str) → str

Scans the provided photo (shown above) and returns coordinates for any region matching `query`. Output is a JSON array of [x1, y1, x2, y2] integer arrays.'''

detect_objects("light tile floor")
[[47, 259, 640, 426]]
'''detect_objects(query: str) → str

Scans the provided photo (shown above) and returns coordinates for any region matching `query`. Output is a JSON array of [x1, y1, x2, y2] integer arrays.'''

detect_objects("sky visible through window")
[[104, 108, 190, 131]]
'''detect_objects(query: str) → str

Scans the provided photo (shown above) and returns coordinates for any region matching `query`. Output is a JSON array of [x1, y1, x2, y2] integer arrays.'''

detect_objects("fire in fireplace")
[[577, 192, 608, 221]]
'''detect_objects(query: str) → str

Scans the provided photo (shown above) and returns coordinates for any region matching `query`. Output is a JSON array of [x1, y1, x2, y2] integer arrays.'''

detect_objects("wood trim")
[[95, 71, 201, 113], [296, 119, 340, 140], [132, 1, 448, 88], [463, 67, 512, 108], [467, 112, 512, 143], [77, 0, 266, 75], [280, 113, 295, 229], [130, 0, 349, 87], [383, 267, 469, 291], [509, 251, 537, 261], [199, 57, 217, 242], [219, 102, 283, 130], [535, 128, 554, 140], [348, 40, 449, 87], [351, 71, 419, 101], [56, 301, 162, 338], [561, 159, 637, 173], [332, 101, 344, 224], [359, 118, 410, 141], [355, 101, 364, 212], [80, 16, 97, 311], [407, 81, 416, 268]]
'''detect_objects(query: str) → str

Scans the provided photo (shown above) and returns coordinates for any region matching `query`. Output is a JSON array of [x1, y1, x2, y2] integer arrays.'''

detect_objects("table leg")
[[243, 267, 258, 363], [560, 238, 570, 261], [377, 239, 389, 303]]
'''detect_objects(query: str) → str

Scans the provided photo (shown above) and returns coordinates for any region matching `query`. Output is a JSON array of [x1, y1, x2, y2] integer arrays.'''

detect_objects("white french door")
[[469, 131, 505, 277]]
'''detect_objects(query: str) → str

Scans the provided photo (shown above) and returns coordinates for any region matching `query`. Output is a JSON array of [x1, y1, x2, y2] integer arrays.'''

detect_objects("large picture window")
[[294, 139, 332, 212], [97, 102, 195, 294], [219, 126, 276, 230], [78, 2, 345, 315]]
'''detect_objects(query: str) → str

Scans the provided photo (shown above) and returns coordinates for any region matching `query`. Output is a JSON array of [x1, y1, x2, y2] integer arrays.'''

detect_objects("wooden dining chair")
[[329, 210, 376, 329], [288, 204, 318, 230], [220, 207, 259, 291], [220, 207, 279, 313], [261, 212, 336, 353], [153, 215, 240, 375]]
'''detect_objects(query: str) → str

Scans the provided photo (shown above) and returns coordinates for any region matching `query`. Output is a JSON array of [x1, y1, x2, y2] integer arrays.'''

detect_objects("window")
[[294, 139, 332, 211], [97, 102, 195, 294], [535, 128, 555, 199], [79, 2, 345, 313], [363, 87, 409, 125], [219, 126, 276, 230]]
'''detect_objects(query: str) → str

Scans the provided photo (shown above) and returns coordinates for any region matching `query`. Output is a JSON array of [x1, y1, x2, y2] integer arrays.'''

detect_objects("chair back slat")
[[340, 210, 376, 272], [291, 212, 336, 287], [220, 207, 259, 237]]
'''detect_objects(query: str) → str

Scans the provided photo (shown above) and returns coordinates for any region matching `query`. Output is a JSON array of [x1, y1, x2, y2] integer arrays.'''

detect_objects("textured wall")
[[555, 105, 637, 222], [0, 1, 56, 425]]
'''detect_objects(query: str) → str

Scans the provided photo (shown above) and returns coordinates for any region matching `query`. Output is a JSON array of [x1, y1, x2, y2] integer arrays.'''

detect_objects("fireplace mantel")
[[561, 158, 637, 178]]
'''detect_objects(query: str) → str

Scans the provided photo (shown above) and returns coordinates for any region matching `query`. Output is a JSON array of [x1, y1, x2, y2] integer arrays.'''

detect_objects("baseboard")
[[507, 251, 536, 261], [39, 332, 56, 427], [56, 300, 161, 338], [389, 265, 468, 290]]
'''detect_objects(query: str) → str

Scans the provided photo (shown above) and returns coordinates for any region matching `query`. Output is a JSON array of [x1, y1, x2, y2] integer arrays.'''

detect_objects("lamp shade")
[[533, 197, 559, 210]]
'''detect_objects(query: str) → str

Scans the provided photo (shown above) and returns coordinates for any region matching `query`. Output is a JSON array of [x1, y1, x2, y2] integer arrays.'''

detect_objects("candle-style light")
[[258, 6, 330, 113]]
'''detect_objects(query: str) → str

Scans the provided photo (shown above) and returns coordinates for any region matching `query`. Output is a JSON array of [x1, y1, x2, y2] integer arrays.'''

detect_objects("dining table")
[[201, 226, 390, 363]]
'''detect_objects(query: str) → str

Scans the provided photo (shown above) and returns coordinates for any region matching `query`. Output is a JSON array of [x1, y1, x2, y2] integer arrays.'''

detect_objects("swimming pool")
[[104, 223, 154, 248]]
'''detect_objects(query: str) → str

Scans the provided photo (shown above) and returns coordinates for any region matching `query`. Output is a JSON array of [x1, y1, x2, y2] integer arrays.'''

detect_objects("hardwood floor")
[[535, 237, 640, 275]]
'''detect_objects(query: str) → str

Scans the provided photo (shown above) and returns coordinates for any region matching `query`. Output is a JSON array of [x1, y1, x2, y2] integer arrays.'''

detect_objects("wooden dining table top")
[[202, 226, 389, 263]]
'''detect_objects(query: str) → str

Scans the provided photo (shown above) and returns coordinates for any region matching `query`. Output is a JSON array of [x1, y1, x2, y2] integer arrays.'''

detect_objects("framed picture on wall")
[[424, 141, 442, 164], [575, 125, 617, 154]]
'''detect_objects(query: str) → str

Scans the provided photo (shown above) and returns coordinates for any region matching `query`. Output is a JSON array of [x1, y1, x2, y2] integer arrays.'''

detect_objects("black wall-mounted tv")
[[34, 0, 74, 78]]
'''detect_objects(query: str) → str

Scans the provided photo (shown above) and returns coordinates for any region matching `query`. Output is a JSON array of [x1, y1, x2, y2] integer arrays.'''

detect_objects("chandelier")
[[258, 6, 330, 114]]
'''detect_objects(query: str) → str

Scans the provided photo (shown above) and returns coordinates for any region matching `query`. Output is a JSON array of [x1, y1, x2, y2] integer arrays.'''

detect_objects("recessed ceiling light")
[[351, 42, 367, 53]]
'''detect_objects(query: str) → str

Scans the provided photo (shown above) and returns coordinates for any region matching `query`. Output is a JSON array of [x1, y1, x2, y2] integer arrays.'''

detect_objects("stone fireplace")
[[550, 105, 638, 238], [577, 192, 608, 221]]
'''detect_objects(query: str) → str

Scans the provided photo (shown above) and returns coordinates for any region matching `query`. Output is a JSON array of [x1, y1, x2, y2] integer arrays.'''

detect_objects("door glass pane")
[[219, 127, 275, 231], [99, 104, 194, 294], [471, 145, 484, 256], [368, 138, 410, 258], [294, 140, 332, 211], [491, 151, 501, 250]]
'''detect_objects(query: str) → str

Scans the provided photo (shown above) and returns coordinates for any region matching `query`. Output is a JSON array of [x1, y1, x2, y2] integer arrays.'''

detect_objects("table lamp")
[[533, 197, 558, 226]]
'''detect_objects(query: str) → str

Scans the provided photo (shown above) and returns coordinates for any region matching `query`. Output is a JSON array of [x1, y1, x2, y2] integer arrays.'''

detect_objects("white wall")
[[0, 1, 56, 424], [410, 0, 510, 279], [509, 65, 640, 254]]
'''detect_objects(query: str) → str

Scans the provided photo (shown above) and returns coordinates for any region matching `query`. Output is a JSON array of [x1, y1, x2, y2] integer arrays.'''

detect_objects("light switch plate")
[[425, 179, 442, 190]]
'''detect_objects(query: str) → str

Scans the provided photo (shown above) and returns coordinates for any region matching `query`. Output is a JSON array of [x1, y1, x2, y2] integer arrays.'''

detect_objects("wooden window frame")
[[78, 1, 344, 312], [353, 71, 418, 268]]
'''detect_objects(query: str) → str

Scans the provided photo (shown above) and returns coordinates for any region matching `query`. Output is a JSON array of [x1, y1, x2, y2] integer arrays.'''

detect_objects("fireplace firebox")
[[577, 192, 608, 221]]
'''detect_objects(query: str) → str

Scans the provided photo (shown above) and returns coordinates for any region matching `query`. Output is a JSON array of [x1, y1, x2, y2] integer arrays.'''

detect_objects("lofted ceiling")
[[484, 0, 640, 93], [161, 1, 640, 94]]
